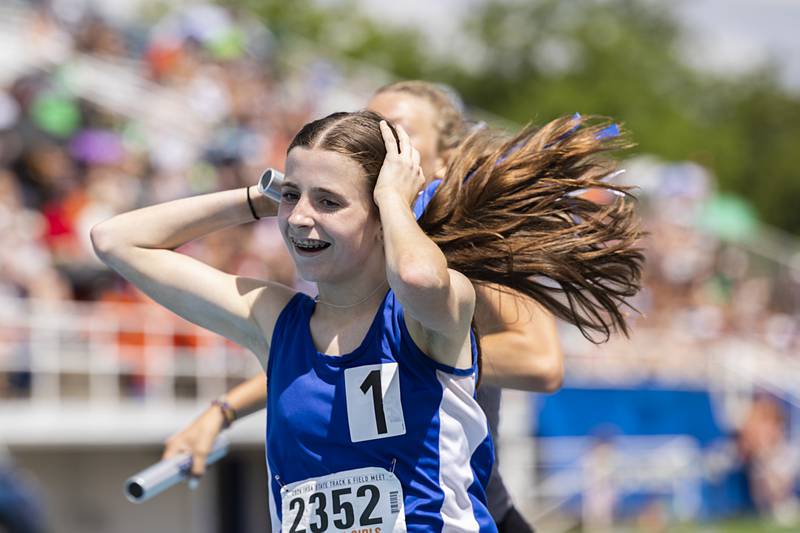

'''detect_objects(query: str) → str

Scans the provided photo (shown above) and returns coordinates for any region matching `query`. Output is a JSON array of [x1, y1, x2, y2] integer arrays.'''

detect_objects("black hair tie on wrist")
[[246, 186, 261, 220]]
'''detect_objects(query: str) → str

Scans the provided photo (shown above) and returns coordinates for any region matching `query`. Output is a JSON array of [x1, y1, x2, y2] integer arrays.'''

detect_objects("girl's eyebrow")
[[282, 180, 344, 197]]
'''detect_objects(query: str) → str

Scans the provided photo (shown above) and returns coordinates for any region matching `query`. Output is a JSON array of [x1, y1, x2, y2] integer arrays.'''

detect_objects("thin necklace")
[[314, 280, 388, 309]]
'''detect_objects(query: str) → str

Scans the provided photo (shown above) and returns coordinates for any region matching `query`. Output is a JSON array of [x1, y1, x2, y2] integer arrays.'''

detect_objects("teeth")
[[292, 237, 329, 249]]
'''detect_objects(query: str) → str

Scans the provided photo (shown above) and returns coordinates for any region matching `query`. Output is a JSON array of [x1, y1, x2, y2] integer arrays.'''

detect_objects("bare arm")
[[374, 191, 475, 335], [90, 186, 292, 362], [475, 284, 564, 392], [374, 122, 475, 369], [218, 373, 268, 420], [163, 373, 267, 476]]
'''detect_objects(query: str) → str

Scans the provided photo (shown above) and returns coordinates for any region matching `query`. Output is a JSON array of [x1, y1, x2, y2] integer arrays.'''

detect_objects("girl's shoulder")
[[382, 290, 477, 377], [273, 290, 315, 328]]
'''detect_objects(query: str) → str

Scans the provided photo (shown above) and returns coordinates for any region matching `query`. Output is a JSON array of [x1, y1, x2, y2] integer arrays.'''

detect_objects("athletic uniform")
[[415, 178, 533, 532], [475, 385, 510, 521], [265, 290, 497, 532]]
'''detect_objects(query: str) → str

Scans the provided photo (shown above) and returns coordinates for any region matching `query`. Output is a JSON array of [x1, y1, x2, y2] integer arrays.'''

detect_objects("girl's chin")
[[292, 251, 383, 284], [295, 266, 360, 285], [294, 266, 332, 284]]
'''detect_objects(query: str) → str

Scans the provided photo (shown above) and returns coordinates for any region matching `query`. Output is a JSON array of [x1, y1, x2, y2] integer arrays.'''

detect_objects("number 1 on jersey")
[[344, 363, 406, 442], [360, 370, 388, 434]]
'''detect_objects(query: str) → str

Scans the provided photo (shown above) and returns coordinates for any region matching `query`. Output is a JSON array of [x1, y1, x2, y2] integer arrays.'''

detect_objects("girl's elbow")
[[395, 260, 449, 294], [519, 340, 564, 393], [90, 222, 115, 258], [90, 221, 128, 261], [534, 345, 565, 392], [538, 358, 564, 393]]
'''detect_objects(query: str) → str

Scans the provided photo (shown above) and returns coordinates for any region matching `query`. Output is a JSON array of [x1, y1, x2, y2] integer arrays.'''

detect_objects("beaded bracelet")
[[211, 397, 237, 429]]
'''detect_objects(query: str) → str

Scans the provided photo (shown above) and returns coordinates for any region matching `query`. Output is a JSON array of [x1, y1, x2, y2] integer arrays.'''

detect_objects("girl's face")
[[278, 147, 383, 283]]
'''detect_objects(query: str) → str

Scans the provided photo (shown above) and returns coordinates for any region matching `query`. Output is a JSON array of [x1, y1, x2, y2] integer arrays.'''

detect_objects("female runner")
[[92, 109, 642, 531], [165, 81, 563, 531]]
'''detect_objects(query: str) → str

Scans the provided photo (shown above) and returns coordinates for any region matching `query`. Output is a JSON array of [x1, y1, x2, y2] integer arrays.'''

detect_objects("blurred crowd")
[[0, 0, 361, 309], [630, 159, 800, 354], [2, 1, 798, 351], [0, 1, 797, 405], [1, 1, 799, 529], [562, 159, 800, 387]]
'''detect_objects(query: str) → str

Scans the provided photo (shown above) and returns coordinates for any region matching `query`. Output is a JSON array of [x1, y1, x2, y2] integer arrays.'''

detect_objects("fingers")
[[395, 124, 411, 156], [411, 146, 421, 168], [191, 448, 210, 478], [164, 432, 208, 478], [164, 438, 203, 489], [379, 120, 398, 156], [396, 126, 421, 176], [377, 120, 423, 199], [162, 437, 185, 460], [381, 121, 417, 165]]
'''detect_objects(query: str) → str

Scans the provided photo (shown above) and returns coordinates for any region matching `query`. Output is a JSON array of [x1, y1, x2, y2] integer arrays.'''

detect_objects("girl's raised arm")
[[90, 186, 293, 363], [374, 122, 476, 369]]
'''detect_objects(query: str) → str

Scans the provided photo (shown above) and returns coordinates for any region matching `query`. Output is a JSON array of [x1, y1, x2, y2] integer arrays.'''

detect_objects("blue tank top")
[[414, 177, 513, 522], [265, 290, 496, 532], [413, 178, 442, 219]]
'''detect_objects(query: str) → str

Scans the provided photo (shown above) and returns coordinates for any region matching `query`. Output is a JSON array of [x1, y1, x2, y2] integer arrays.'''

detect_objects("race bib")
[[280, 466, 406, 533], [344, 363, 406, 443]]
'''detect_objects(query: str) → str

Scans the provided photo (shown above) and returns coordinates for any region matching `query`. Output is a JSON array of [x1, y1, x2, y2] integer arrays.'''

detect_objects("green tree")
[[440, 0, 800, 233], [229, 0, 800, 233], [226, 0, 428, 79]]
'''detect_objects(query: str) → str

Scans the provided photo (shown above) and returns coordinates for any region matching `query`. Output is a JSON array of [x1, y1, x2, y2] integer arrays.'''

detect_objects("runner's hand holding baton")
[[124, 435, 230, 503]]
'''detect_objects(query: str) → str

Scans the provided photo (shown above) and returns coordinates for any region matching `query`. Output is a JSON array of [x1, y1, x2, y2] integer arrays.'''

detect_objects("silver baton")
[[124, 435, 230, 503], [257, 168, 284, 202]]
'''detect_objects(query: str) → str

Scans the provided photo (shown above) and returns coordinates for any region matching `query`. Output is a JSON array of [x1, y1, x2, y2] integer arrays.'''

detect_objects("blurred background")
[[1, 0, 799, 531]]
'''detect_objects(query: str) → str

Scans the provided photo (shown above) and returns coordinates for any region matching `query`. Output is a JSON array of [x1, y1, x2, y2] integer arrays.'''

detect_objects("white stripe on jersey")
[[267, 460, 281, 531], [436, 370, 489, 532]]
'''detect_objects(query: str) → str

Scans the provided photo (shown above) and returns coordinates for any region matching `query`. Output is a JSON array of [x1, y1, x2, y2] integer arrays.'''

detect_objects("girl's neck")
[[315, 275, 388, 313]]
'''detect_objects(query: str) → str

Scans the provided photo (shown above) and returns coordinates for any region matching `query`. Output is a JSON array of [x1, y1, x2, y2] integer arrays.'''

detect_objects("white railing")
[[520, 435, 707, 532], [2, 295, 797, 446], [0, 297, 265, 445]]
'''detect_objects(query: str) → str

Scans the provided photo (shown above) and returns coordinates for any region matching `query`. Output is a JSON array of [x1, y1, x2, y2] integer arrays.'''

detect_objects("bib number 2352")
[[281, 467, 406, 533]]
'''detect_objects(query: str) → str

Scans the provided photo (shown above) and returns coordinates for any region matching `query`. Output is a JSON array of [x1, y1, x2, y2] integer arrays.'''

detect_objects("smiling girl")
[[92, 110, 642, 531]]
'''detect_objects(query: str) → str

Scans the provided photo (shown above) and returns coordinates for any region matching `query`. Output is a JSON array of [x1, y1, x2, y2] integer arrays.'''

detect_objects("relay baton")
[[124, 435, 230, 503], [257, 168, 284, 202]]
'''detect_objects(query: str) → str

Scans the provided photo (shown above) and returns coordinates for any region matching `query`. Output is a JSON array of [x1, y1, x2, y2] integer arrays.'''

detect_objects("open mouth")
[[290, 237, 331, 254]]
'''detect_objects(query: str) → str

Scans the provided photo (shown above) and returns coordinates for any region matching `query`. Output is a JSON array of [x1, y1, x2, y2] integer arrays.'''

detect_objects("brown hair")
[[288, 111, 399, 189], [288, 111, 643, 342], [374, 80, 468, 154]]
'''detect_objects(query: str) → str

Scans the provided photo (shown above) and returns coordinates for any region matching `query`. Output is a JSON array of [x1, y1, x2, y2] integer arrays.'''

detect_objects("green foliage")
[[223, 0, 426, 77], [227, 0, 800, 233], [443, 0, 800, 232]]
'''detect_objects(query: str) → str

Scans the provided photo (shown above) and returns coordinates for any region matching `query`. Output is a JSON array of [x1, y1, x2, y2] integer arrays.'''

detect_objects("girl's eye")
[[281, 191, 299, 202], [320, 198, 340, 209]]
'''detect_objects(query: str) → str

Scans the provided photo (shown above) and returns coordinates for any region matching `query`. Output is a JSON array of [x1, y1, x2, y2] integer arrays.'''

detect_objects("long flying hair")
[[288, 111, 643, 343]]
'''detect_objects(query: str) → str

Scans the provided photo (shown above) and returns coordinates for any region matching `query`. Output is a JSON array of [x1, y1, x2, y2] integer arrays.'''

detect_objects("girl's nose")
[[286, 197, 314, 228]]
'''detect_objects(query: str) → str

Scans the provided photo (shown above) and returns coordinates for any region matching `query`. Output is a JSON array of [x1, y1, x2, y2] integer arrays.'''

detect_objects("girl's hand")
[[373, 121, 425, 205], [162, 407, 225, 482]]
